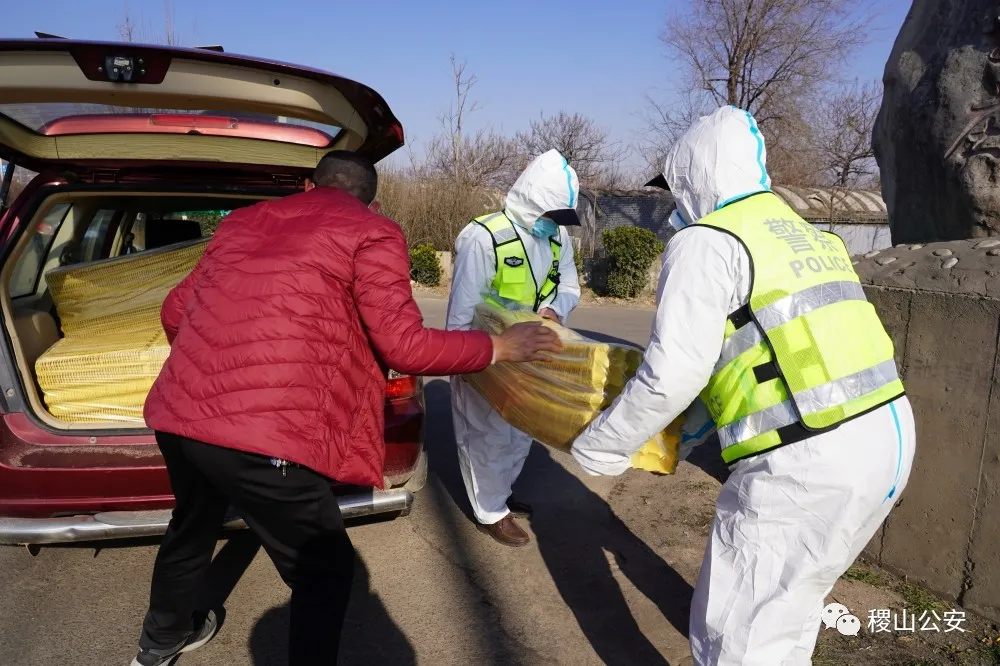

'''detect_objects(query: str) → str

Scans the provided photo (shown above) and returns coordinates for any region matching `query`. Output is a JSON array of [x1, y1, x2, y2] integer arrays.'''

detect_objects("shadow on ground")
[[574, 328, 641, 347], [424, 378, 693, 666], [248, 552, 416, 666], [165, 529, 414, 665]]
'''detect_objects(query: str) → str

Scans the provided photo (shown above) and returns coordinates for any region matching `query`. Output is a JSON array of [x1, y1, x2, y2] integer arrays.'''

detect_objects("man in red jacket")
[[130, 151, 561, 666]]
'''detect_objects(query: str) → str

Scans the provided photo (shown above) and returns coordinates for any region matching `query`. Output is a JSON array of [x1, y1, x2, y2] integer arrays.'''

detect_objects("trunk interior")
[[1, 186, 275, 431]]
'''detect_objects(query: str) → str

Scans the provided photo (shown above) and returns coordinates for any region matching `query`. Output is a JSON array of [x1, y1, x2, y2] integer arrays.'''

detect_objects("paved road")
[[0, 300, 720, 666]]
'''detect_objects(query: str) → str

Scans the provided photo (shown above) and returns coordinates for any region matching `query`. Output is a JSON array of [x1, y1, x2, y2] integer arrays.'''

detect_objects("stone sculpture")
[[874, 2, 1000, 242]]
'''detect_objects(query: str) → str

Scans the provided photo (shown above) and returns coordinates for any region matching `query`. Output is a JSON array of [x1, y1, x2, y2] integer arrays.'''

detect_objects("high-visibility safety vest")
[[472, 212, 562, 311], [693, 192, 905, 464]]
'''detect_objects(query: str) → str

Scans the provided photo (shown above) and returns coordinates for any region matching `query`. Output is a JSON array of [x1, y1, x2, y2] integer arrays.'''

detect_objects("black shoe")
[[507, 497, 532, 518], [131, 610, 219, 666]]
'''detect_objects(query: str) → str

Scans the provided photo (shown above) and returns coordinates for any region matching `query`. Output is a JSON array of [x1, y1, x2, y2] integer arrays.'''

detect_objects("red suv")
[[0, 39, 426, 545]]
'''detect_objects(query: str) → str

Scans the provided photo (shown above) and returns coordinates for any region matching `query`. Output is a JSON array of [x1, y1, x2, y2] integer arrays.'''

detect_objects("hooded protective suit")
[[448, 149, 581, 525], [570, 107, 916, 665]]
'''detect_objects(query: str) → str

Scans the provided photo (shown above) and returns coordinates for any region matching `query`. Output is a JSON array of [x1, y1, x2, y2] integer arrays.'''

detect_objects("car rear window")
[[9, 197, 259, 301], [165, 211, 231, 237]]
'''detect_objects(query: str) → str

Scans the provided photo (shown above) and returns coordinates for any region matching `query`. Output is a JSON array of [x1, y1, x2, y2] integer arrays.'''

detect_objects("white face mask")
[[668, 209, 689, 231]]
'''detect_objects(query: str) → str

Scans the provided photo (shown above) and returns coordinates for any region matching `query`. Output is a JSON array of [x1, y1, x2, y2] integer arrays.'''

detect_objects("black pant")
[[140, 432, 355, 664]]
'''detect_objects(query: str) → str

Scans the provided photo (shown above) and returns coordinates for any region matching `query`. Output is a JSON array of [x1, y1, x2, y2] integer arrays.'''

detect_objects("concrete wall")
[[436, 251, 452, 283], [855, 239, 1000, 621], [587, 194, 677, 251], [583, 256, 662, 297], [815, 222, 893, 256]]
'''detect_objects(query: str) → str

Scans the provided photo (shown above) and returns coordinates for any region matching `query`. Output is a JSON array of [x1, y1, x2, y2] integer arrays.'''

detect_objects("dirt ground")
[[612, 449, 1000, 666]]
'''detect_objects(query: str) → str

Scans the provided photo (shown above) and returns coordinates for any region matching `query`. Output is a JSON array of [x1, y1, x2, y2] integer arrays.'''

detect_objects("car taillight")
[[386, 371, 418, 400], [149, 114, 238, 129]]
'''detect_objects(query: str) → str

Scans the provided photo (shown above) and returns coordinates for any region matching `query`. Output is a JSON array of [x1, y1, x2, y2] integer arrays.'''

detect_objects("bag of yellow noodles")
[[466, 303, 681, 474]]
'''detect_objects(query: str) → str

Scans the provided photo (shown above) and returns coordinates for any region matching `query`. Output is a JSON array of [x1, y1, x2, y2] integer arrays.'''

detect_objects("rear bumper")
[[0, 399, 423, 518], [0, 488, 413, 545]]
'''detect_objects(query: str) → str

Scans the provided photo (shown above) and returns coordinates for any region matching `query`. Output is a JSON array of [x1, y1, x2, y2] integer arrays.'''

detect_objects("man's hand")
[[538, 307, 560, 322], [492, 322, 563, 363]]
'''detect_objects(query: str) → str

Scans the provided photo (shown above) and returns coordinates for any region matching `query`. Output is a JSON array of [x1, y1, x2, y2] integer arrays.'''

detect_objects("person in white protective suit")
[[569, 106, 917, 665], [447, 149, 582, 547]]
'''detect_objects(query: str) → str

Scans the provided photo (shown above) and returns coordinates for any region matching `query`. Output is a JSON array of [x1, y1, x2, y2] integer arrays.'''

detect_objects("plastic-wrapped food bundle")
[[467, 303, 681, 474], [45, 239, 208, 337], [34, 239, 208, 423], [34, 326, 169, 422]]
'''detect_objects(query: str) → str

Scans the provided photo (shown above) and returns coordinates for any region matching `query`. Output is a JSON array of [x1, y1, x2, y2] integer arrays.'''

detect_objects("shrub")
[[602, 226, 665, 298], [184, 211, 227, 236], [409, 243, 441, 286]]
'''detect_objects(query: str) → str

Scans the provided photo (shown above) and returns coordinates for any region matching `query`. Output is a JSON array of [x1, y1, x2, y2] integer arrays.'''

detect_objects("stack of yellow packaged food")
[[467, 303, 681, 474], [34, 239, 209, 423]]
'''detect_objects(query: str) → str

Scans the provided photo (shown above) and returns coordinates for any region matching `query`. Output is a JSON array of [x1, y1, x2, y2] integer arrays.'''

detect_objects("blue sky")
[[4, 0, 912, 174]]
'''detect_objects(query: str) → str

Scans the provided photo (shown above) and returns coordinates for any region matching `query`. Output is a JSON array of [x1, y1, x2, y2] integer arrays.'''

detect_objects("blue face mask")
[[531, 216, 558, 238]]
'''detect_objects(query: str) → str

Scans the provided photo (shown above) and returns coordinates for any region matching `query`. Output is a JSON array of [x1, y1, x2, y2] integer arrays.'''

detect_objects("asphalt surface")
[[0, 300, 710, 666]]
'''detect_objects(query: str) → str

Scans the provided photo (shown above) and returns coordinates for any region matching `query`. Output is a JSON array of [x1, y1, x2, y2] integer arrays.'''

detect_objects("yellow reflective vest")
[[472, 212, 562, 311], [693, 192, 904, 464]]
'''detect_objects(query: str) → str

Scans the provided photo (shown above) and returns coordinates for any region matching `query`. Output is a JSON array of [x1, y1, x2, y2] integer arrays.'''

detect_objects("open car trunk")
[[0, 40, 425, 536], [1, 186, 279, 431], [0, 37, 407, 433]]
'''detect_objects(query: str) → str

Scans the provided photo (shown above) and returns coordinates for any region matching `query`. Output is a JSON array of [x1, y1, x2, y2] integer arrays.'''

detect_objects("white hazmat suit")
[[447, 149, 581, 525], [570, 107, 916, 665]]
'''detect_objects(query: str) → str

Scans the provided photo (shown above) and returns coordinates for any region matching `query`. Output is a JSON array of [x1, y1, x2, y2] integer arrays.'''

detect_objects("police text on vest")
[[789, 255, 853, 278]]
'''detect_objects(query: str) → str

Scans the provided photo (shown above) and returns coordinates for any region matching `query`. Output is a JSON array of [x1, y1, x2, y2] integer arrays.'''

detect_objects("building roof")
[[772, 186, 886, 223]]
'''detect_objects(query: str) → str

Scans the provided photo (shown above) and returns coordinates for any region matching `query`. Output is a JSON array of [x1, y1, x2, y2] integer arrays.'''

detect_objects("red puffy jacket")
[[143, 186, 493, 486]]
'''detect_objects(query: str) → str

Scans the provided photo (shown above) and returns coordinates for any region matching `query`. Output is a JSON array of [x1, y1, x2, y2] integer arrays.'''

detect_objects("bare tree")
[[163, 0, 179, 46], [763, 108, 825, 187], [441, 55, 479, 183], [423, 55, 523, 189], [634, 88, 712, 181], [810, 80, 882, 188], [109, 2, 189, 116], [116, 1, 180, 45], [644, 0, 872, 183], [424, 132, 522, 190], [637, 92, 823, 187], [116, 4, 138, 43], [517, 111, 627, 189]]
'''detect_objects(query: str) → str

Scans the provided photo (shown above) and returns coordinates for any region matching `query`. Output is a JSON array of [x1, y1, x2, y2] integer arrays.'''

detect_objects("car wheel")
[[403, 448, 428, 493]]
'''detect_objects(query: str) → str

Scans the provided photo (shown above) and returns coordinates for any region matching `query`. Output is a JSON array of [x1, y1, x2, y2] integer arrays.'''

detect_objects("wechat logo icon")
[[823, 603, 861, 636]]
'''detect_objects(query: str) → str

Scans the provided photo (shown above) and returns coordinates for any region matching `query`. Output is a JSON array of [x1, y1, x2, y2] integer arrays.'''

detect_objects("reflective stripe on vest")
[[472, 212, 562, 311], [694, 192, 905, 464], [717, 359, 900, 447], [713, 281, 869, 374]]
